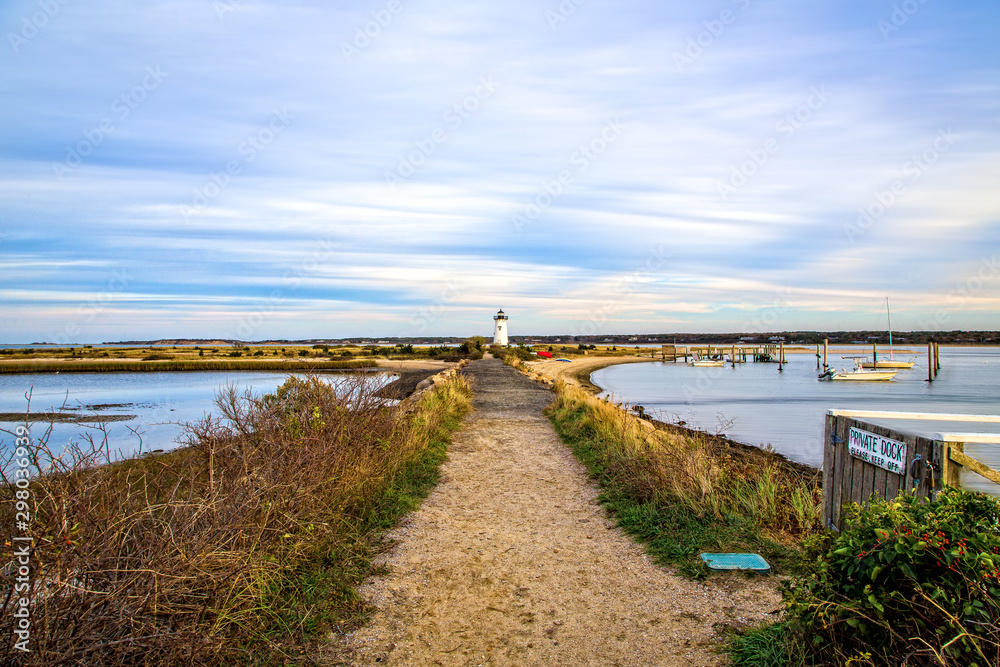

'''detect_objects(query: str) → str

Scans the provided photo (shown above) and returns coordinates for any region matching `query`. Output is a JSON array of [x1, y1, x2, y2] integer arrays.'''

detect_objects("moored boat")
[[861, 298, 915, 369], [688, 352, 725, 367], [820, 358, 899, 381]]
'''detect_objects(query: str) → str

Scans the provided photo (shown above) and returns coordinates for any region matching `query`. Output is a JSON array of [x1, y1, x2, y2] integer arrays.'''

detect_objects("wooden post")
[[934, 342, 941, 374], [873, 341, 878, 367], [731, 344, 736, 367], [816, 344, 821, 370], [927, 342, 934, 382], [822, 412, 836, 528], [942, 441, 964, 488], [823, 338, 829, 373], [778, 341, 784, 371]]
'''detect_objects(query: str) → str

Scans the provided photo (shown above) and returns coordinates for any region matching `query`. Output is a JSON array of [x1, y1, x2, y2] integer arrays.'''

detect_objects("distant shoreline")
[[0, 359, 374, 374], [7, 332, 998, 348]]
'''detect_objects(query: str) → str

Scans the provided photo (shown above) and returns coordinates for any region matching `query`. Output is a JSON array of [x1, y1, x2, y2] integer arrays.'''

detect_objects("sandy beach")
[[524, 355, 656, 393]]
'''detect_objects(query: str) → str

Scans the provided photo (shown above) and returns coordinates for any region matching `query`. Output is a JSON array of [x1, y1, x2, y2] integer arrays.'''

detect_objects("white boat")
[[862, 298, 915, 369], [688, 352, 725, 367], [820, 358, 899, 381]]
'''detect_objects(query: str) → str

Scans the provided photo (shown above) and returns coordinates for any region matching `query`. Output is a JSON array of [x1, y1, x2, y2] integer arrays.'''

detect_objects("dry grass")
[[1, 373, 471, 665], [545, 382, 822, 568], [0, 359, 372, 373]]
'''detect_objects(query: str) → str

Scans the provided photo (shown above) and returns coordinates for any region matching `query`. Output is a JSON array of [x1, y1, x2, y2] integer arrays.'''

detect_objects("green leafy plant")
[[783, 488, 1000, 666]]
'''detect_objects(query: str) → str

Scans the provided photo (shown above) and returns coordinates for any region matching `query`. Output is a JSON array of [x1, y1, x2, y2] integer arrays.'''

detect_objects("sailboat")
[[862, 298, 915, 369], [819, 356, 899, 381]]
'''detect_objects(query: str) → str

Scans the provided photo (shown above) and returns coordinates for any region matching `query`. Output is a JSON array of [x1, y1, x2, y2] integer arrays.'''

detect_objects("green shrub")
[[783, 489, 1000, 666]]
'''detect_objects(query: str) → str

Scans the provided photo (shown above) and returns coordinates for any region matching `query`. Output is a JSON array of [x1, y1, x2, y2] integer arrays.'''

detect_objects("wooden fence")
[[822, 410, 1000, 530]]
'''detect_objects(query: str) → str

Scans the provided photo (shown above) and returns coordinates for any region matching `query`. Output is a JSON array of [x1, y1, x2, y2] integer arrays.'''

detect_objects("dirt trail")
[[334, 359, 780, 666]]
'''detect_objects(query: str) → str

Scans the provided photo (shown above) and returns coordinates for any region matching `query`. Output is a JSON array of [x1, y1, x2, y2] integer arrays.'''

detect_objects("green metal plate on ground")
[[700, 552, 771, 572]]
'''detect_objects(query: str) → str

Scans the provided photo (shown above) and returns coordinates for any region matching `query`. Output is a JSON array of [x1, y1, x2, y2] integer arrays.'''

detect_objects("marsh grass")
[[0, 373, 471, 665], [545, 382, 820, 573], [0, 359, 373, 373]]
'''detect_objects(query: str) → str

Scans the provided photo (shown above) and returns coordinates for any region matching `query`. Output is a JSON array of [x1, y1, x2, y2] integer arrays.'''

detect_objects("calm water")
[[592, 347, 1000, 489], [0, 371, 391, 461]]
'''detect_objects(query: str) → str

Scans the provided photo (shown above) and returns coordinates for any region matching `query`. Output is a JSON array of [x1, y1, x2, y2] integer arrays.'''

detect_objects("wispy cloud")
[[1, 0, 998, 340]]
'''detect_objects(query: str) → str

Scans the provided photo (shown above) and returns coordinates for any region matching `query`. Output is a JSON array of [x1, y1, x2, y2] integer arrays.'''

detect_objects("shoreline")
[[527, 354, 821, 478], [524, 355, 657, 393], [0, 358, 374, 374], [373, 359, 459, 398]]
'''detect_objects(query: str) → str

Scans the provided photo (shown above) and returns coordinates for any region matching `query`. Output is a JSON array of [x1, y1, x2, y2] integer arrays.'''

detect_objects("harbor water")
[[0, 371, 391, 462], [592, 346, 1000, 490]]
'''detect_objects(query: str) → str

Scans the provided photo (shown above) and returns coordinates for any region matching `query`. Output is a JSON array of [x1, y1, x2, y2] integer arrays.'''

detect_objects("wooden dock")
[[661, 343, 787, 366]]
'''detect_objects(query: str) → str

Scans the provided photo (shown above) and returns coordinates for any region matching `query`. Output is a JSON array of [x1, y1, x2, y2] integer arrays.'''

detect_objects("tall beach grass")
[[1, 372, 471, 665], [545, 381, 822, 574]]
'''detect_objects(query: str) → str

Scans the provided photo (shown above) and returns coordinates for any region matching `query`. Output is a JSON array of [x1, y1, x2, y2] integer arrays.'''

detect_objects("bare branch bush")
[[1, 373, 470, 665]]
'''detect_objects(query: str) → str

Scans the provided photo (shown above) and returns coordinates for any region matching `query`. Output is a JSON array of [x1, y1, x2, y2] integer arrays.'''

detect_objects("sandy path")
[[333, 359, 780, 666]]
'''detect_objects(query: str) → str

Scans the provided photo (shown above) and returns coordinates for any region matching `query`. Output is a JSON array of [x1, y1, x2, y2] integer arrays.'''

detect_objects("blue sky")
[[1, 0, 998, 342]]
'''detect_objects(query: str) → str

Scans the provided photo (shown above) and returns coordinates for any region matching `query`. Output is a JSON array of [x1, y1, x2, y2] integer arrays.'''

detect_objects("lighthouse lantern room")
[[493, 309, 509, 347]]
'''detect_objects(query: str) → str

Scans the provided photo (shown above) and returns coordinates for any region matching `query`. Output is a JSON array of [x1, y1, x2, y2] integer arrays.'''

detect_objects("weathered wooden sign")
[[847, 427, 907, 475]]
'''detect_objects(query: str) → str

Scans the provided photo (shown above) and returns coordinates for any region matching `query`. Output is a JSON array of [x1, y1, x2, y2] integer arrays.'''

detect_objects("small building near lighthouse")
[[493, 309, 509, 347]]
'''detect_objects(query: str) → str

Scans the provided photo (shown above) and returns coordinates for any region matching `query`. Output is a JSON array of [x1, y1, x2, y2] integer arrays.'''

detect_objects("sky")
[[1, 0, 998, 342]]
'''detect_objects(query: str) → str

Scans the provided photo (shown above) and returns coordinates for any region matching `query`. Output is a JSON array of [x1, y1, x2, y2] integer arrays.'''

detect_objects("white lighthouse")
[[493, 309, 509, 347]]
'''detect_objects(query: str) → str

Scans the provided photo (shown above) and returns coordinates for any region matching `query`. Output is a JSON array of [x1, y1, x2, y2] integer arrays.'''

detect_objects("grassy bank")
[[0, 339, 486, 372], [545, 381, 1000, 665], [545, 381, 822, 576], [0, 358, 373, 373], [0, 373, 471, 665]]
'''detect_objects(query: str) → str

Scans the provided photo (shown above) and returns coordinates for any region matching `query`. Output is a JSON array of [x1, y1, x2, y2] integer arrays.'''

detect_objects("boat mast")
[[886, 297, 893, 357]]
